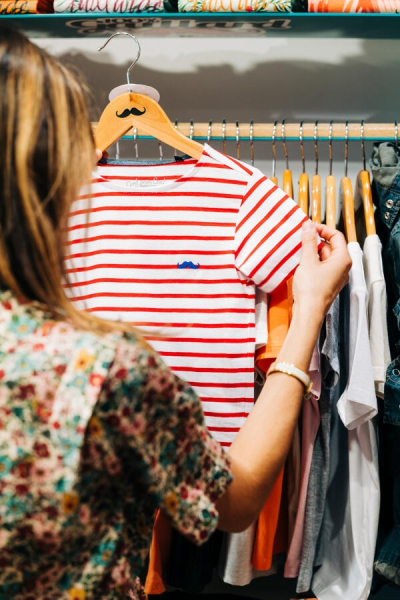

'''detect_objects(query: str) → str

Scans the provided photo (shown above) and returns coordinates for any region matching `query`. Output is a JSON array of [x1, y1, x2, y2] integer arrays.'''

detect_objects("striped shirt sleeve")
[[235, 173, 308, 293]]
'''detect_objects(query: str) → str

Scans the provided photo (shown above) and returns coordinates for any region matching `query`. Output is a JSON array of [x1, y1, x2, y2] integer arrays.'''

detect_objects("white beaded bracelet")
[[267, 361, 313, 397]]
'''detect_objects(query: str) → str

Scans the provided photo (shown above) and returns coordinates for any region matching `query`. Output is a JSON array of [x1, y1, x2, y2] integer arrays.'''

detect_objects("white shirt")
[[362, 234, 391, 398], [313, 242, 380, 600]]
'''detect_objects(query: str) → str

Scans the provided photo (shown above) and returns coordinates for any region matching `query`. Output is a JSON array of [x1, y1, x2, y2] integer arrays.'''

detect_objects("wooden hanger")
[[354, 121, 376, 236], [298, 121, 309, 215], [282, 120, 294, 199], [341, 122, 357, 242], [95, 32, 204, 159], [95, 92, 204, 159], [325, 121, 336, 228], [311, 122, 322, 224]]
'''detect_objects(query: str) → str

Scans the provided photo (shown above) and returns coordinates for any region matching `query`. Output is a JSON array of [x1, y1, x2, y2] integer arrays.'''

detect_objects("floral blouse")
[[0, 289, 232, 599]]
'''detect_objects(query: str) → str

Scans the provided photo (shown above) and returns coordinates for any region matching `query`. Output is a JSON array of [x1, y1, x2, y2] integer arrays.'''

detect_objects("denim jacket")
[[370, 142, 400, 588]]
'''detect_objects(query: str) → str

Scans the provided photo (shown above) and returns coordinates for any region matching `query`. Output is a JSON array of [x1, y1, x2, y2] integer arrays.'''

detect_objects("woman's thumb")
[[301, 220, 318, 261]]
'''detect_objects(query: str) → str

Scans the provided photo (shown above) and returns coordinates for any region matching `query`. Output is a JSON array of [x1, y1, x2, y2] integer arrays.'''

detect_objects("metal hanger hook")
[[299, 121, 305, 174], [329, 120, 333, 176], [189, 120, 194, 140], [344, 120, 349, 178], [236, 120, 240, 160], [250, 120, 254, 167], [272, 120, 277, 179], [314, 120, 319, 175], [395, 120, 398, 147], [281, 120, 289, 170], [133, 127, 139, 159], [360, 120, 366, 171], [222, 119, 227, 154], [207, 120, 213, 144], [98, 32, 142, 90]]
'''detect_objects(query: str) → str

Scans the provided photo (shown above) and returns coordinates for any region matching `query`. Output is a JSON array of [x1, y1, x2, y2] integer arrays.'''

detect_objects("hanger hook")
[[299, 120, 305, 174], [282, 120, 289, 170], [207, 120, 213, 144], [395, 120, 398, 147], [133, 126, 139, 159], [360, 120, 366, 171], [236, 121, 240, 160], [250, 120, 254, 167], [329, 120, 333, 176], [98, 32, 141, 90], [189, 120, 194, 141], [344, 120, 349, 178], [222, 119, 227, 154], [314, 120, 319, 175], [272, 120, 277, 179]]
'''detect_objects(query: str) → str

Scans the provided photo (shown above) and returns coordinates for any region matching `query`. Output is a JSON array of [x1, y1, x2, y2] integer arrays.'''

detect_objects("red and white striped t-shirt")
[[65, 144, 308, 446]]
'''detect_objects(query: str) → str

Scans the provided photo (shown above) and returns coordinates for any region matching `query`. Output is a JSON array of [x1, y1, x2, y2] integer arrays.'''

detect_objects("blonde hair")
[[0, 27, 132, 334]]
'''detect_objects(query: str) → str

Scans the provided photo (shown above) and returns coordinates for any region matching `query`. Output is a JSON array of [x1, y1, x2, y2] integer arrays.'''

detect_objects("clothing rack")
[[92, 121, 399, 142]]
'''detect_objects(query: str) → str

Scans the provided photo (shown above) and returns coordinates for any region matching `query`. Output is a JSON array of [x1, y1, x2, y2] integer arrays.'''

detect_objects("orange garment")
[[0, 0, 53, 12], [252, 281, 291, 571], [144, 511, 172, 595], [309, 0, 398, 10]]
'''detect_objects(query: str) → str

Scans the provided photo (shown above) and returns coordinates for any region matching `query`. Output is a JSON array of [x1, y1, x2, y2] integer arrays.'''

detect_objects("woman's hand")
[[293, 221, 352, 321]]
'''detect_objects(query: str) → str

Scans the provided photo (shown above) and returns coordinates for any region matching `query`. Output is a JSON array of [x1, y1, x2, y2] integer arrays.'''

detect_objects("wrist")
[[291, 300, 325, 330]]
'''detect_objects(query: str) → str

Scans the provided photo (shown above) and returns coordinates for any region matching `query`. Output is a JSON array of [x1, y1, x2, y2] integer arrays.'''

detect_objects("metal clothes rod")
[[92, 122, 399, 142]]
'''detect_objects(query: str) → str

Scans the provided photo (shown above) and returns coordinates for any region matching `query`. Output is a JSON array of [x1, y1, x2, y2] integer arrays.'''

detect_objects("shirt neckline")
[[94, 143, 213, 194]]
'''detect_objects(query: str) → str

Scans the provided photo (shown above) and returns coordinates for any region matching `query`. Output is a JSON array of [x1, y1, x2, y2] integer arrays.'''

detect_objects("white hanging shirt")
[[362, 234, 391, 399], [65, 145, 308, 447], [313, 241, 380, 600], [337, 242, 377, 429]]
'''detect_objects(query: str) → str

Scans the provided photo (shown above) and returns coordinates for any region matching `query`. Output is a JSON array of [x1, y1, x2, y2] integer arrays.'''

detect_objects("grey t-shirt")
[[296, 295, 340, 593]]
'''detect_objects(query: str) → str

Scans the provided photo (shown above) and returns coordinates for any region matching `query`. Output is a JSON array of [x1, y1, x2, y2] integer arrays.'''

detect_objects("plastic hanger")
[[354, 120, 376, 236], [298, 121, 309, 215], [311, 121, 322, 224], [281, 120, 294, 198], [270, 121, 278, 185], [325, 121, 336, 228], [95, 33, 204, 159], [340, 121, 357, 243]]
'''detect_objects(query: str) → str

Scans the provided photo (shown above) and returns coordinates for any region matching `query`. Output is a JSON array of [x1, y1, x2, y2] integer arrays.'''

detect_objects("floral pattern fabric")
[[0, 289, 232, 599]]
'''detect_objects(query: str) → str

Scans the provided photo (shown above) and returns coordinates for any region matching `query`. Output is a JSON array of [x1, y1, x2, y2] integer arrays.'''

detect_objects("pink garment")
[[284, 344, 321, 578]]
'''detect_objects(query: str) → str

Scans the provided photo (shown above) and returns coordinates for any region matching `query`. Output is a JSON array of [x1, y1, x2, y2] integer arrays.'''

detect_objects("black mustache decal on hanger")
[[116, 107, 147, 119]]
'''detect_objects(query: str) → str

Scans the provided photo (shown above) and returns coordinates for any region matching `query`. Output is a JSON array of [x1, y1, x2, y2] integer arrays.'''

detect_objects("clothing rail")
[[92, 121, 399, 142]]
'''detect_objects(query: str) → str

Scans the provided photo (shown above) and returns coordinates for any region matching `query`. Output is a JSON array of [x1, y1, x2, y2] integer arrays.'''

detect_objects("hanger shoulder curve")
[[355, 169, 376, 237], [95, 92, 204, 159], [298, 172, 309, 216], [311, 173, 321, 224], [325, 174, 336, 229], [341, 176, 357, 243], [282, 169, 293, 200]]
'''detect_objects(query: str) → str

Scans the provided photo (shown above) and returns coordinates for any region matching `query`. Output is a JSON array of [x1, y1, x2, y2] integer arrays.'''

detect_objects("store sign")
[[66, 16, 293, 35]]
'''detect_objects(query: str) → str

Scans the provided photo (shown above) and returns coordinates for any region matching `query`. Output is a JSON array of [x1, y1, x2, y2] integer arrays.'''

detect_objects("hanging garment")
[[283, 346, 321, 579], [0, 0, 52, 11], [312, 243, 380, 600], [144, 511, 172, 595], [177, 0, 291, 10], [295, 296, 340, 593], [309, 0, 400, 11], [362, 234, 391, 398], [208, 284, 270, 588], [54, 0, 163, 10], [370, 141, 400, 587], [66, 146, 308, 449]]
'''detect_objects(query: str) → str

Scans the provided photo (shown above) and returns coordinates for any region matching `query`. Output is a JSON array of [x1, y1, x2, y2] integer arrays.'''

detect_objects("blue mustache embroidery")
[[116, 107, 146, 119], [177, 261, 200, 269]]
